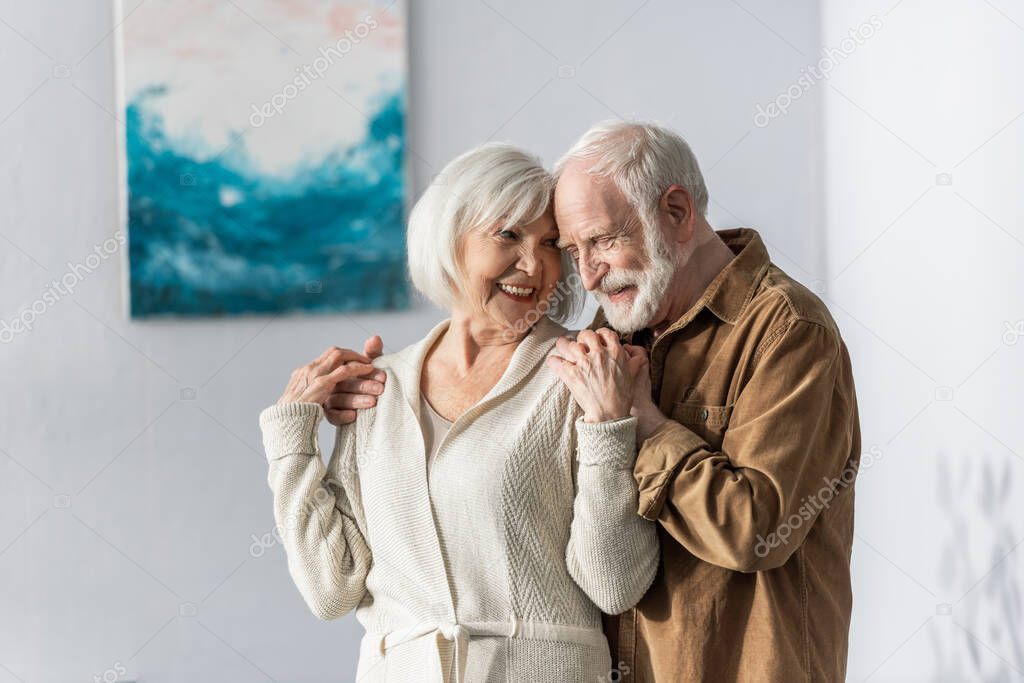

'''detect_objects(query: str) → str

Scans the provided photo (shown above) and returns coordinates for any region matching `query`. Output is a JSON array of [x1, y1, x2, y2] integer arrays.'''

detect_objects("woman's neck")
[[419, 309, 531, 421], [432, 309, 525, 376]]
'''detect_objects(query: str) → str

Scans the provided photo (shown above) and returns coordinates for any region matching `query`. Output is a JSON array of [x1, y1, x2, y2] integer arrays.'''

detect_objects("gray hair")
[[406, 142, 583, 323], [554, 120, 709, 226]]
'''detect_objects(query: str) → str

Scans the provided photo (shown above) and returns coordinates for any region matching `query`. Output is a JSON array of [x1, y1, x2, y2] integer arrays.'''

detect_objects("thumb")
[[363, 335, 384, 359], [623, 344, 647, 360], [626, 352, 646, 376], [546, 354, 575, 381]]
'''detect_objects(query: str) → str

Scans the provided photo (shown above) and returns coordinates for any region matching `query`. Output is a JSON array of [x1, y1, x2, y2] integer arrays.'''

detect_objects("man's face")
[[554, 163, 677, 333]]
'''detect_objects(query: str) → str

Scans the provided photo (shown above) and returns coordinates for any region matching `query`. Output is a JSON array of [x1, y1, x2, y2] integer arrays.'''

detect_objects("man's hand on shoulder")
[[324, 335, 387, 426]]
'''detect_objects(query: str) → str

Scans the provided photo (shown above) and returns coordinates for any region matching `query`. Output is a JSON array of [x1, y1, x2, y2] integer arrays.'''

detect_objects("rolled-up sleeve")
[[635, 318, 858, 573]]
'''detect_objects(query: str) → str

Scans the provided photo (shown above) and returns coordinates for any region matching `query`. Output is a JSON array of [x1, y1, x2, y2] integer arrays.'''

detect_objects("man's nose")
[[579, 257, 606, 292]]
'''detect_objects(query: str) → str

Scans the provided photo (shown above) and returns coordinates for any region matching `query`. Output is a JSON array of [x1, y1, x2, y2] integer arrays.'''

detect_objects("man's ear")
[[660, 184, 696, 243]]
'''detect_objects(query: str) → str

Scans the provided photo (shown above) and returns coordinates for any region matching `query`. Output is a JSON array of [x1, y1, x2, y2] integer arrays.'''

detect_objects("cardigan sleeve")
[[259, 401, 371, 620], [565, 409, 660, 614]]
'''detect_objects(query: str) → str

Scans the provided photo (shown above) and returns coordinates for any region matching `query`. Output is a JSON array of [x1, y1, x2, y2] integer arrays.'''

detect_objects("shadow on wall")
[[932, 453, 1023, 680]]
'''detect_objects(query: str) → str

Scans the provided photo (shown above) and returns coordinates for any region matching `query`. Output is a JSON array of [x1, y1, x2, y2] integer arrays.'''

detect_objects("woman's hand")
[[548, 328, 637, 423], [277, 345, 381, 413]]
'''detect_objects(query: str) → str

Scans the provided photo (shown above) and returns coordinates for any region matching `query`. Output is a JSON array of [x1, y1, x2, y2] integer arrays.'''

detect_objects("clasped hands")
[[546, 328, 668, 444]]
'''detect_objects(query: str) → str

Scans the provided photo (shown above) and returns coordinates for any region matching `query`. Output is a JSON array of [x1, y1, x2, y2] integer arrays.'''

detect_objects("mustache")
[[596, 270, 642, 295]]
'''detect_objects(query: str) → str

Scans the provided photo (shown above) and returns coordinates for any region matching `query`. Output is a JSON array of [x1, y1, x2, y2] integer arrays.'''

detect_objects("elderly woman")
[[258, 143, 659, 682]]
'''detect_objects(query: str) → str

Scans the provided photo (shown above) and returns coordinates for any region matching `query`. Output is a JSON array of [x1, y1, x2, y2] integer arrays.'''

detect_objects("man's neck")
[[649, 231, 736, 338]]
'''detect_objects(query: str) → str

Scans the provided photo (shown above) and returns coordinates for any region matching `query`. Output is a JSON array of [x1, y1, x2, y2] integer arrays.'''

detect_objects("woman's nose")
[[517, 247, 539, 275]]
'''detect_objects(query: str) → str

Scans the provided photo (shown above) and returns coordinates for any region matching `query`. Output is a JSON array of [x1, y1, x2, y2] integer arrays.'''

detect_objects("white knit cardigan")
[[259, 316, 659, 682]]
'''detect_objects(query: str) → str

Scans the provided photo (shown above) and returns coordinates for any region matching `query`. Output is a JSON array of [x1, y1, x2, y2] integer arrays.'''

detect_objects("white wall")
[[822, 0, 1024, 680], [1, 1, 828, 681]]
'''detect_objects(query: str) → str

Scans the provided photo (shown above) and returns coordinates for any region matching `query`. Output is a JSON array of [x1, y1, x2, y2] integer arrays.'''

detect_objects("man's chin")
[[598, 301, 645, 334]]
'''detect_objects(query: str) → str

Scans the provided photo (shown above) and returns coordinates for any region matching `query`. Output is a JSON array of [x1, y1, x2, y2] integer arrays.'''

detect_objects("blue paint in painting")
[[126, 85, 408, 317]]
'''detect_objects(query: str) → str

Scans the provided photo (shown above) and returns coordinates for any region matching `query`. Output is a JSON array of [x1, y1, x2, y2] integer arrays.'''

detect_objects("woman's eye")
[[544, 238, 559, 248], [498, 229, 518, 240]]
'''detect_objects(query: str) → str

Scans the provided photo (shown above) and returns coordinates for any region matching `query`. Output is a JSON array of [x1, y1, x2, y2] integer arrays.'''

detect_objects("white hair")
[[553, 120, 709, 225], [406, 142, 583, 323]]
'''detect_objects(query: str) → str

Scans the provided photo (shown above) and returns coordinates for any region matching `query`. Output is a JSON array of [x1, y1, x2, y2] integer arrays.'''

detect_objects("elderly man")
[[327, 121, 860, 682], [550, 120, 860, 682]]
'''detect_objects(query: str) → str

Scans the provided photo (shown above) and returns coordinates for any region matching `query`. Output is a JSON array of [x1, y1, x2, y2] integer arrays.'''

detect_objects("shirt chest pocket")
[[670, 402, 734, 449]]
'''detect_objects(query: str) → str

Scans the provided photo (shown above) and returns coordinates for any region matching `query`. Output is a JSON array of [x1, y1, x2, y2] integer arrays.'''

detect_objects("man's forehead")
[[555, 176, 632, 237], [556, 172, 620, 217]]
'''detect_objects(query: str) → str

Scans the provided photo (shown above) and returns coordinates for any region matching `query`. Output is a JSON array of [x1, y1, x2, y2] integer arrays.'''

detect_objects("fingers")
[[546, 354, 578, 381], [575, 329, 600, 353], [324, 407, 357, 426], [325, 362, 377, 384], [555, 336, 589, 365], [594, 327, 622, 353], [325, 391, 378, 410], [578, 328, 623, 357], [363, 335, 384, 360], [309, 347, 370, 381], [296, 362, 375, 404], [283, 346, 380, 405], [331, 375, 386, 396]]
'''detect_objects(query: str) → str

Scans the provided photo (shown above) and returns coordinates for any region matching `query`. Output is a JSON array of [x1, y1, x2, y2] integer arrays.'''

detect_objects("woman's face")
[[455, 210, 562, 335]]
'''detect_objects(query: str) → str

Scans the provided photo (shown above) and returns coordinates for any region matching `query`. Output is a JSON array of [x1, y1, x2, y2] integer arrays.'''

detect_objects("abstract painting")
[[119, 0, 408, 317]]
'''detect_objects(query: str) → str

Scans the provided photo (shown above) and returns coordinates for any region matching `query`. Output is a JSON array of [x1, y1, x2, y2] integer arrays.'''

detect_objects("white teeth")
[[497, 283, 535, 297]]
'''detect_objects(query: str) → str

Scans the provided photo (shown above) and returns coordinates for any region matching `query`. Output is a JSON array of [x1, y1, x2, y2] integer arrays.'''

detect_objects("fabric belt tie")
[[373, 617, 606, 683]]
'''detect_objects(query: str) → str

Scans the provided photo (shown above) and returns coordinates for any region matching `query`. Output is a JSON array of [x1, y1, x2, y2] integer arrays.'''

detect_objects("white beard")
[[594, 227, 677, 333]]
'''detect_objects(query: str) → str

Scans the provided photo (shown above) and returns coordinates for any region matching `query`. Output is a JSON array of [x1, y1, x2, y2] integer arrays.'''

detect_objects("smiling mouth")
[[496, 283, 536, 301], [605, 285, 636, 302]]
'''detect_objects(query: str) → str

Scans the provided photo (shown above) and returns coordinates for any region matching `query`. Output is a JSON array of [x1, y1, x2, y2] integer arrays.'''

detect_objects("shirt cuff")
[[635, 420, 708, 520], [259, 402, 324, 460], [575, 415, 638, 469]]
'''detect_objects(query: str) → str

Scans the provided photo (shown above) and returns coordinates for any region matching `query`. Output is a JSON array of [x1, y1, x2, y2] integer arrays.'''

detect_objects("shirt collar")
[[701, 227, 770, 325]]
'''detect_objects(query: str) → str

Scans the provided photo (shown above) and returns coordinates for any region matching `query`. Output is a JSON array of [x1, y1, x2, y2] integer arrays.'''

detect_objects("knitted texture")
[[259, 316, 659, 682]]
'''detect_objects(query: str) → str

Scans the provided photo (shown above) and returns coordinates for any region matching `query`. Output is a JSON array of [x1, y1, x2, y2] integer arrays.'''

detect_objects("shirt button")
[[700, 408, 709, 421]]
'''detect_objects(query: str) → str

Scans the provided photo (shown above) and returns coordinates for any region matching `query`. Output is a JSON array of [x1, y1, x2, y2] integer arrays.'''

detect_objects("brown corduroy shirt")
[[592, 228, 860, 682]]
